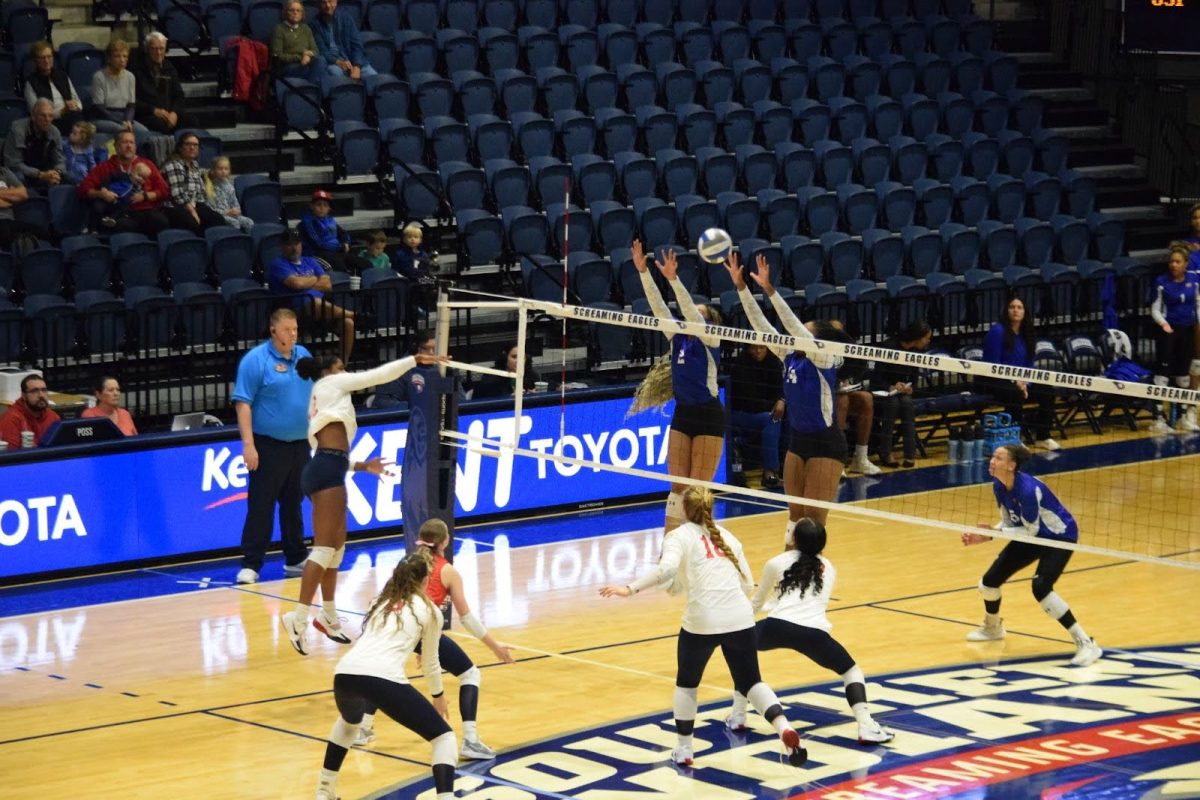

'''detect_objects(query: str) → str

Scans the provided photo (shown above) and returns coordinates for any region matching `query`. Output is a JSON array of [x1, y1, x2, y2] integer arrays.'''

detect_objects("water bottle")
[[947, 427, 962, 464]]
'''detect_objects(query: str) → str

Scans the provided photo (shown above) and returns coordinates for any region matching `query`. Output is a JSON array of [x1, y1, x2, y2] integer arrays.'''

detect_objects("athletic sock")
[[293, 600, 310, 618], [1067, 622, 1090, 645], [463, 721, 478, 741], [855, 444, 869, 459], [321, 600, 337, 621], [730, 691, 748, 715]]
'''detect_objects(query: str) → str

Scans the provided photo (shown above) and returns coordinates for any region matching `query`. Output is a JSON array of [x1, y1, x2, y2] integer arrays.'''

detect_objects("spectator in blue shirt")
[[310, 0, 377, 80], [980, 296, 1059, 451], [299, 189, 371, 277], [230, 308, 314, 585], [270, 228, 355, 362]]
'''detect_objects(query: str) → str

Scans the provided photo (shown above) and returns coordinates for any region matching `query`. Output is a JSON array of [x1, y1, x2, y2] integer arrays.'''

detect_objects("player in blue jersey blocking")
[[961, 443, 1102, 667]]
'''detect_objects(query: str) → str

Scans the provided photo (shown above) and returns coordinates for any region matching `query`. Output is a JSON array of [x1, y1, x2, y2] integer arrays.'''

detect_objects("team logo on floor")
[[387, 645, 1200, 800]]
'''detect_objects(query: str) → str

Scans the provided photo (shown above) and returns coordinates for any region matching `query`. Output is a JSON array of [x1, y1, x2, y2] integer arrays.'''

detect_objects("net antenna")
[[436, 294, 1200, 571]]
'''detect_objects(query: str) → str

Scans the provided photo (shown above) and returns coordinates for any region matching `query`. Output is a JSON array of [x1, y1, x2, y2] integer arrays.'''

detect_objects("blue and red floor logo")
[[386, 645, 1200, 799]]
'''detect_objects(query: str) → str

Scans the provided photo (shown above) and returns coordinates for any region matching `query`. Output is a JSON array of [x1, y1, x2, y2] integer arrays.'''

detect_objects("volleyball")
[[697, 228, 733, 264]]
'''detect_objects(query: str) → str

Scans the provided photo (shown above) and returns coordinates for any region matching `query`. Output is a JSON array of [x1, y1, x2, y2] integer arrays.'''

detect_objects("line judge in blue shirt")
[[231, 307, 314, 584]]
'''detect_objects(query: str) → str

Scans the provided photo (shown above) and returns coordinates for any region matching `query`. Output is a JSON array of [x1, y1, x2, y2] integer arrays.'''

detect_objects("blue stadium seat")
[[536, 66, 579, 115], [564, 0, 600, 27], [757, 189, 800, 240], [588, 300, 633, 360], [787, 21, 823, 62], [578, 65, 619, 113], [597, 23, 638, 69], [1014, 216, 1054, 268], [394, 165, 442, 219], [568, 251, 613, 304], [712, 21, 751, 63], [1088, 213, 1125, 262], [1024, 170, 1062, 221], [749, 19, 788, 61], [380, 118, 425, 165], [573, 153, 618, 205], [914, 53, 952, 97], [925, 132, 964, 181], [960, 130, 999, 179], [502, 205, 551, 256], [889, 134, 928, 185], [813, 139, 853, 188], [511, 111, 555, 160], [110, 234, 160, 290], [775, 141, 817, 191], [334, 120, 381, 177], [791, 99, 832, 146], [820, 231, 863, 285], [948, 50, 985, 95], [616, 62, 658, 109], [395, 31, 437, 77], [736, 143, 778, 195], [486, 159, 532, 209], [456, 210, 505, 267], [519, 25, 560, 72], [405, 0, 439, 33], [207, 228, 255, 283], [614, 151, 658, 201], [987, 172, 1025, 224], [676, 104, 717, 152], [274, 78, 323, 132], [469, 113, 515, 163], [590, 201, 636, 255], [158, 230, 209, 288], [637, 105, 679, 153], [976, 219, 1016, 271], [995, 129, 1035, 178], [439, 161, 488, 213], [752, 100, 791, 149], [655, 148, 698, 197], [836, 183, 877, 235], [695, 60, 735, 106], [1033, 127, 1069, 174], [523, 0, 559, 27], [496, 69, 537, 115], [983, 50, 1019, 94], [782, 234, 824, 288], [631, 197, 677, 249], [546, 202, 593, 255], [878, 54, 917, 98], [875, 180, 916, 232], [521, 254, 567, 301], [829, 96, 867, 145], [453, 71, 498, 117], [820, 17, 857, 61], [63, 236, 112, 294], [913, 177, 953, 227], [864, 228, 905, 280], [940, 222, 980, 274], [891, 15, 927, 60], [366, 74, 410, 120], [901, 92, 939, 140], [1040, 262, 1079, 319], [479, 28, 520, 73], [866, 94, 904, 142], [1050, 214, 1090, 266], [675, 194, 720, 246], [697, 146, 738, 196], [842, 55, 881, 103], [174, 283, 225, 349], [948, 175, 988, 225], [636, 22, 675, 64], [717, 191, 762, 242], [410, 73, 454, 117], [903, 224, 943, 278], [857, 16, 893, 60], [770, 56, 808, 105], [797, 186, 839, 236], [445, 0, 481, 32], [937, 90, 974, 138], [657, 62, 698, 110], [528, 155, 572, 207], [1008, 89, 1045, 136], [806, 56, 846, 102], [423, 115, 469, 163], [675, 21, 714, 67], [852, 137, 891, 185]]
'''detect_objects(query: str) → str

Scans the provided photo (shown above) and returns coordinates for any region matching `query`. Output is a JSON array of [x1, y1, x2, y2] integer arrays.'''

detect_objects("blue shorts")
[[301, 448, 348, 496]]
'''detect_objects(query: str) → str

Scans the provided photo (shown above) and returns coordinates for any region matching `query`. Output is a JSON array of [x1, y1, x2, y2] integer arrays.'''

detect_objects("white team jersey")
[[335, 591, 444, 693], [752, 552, 835, 632], [308, 356, 417, 448], [630, 521, 755, 635]]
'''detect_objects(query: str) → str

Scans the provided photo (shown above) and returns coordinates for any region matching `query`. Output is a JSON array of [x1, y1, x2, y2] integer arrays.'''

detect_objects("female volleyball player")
[[724, 517, 893, 744], [281, 350, 448, 655], [314, 551, 457, 800], [354, 518, 515, 759], [1150, 244, 1200, 432], [600, 486, 808, 768], [726, 254, 849, 536], [961, 443, 1102, 667], [630, 240, 725, 532]]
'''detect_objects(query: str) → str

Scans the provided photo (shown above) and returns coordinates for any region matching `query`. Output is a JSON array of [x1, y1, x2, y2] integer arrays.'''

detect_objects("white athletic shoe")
[[314, 613, 352, 644], [315, 787, 338, 800], [280, 610, 308, 655], [235, 568, 258, 585], [283, 561, 306, 577], [461, 738, 498, 760], [1070, 639, 1103, 667], [352, 726, 376, 747], [670, 744, 693, 766], [1149, 418, 1174, 435], [724, 711, 748, 732], [1036, 438, 1061, 451], [857, 720, 895, 744], [966, 617, 1005, 641], [848, 455, 882, 476], [781, 727, 807, 767], [1178, 411, 1200, 433]]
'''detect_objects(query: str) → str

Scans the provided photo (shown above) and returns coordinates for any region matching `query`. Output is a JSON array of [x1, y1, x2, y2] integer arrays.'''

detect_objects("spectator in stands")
[[99, 161, 153, 224], [0, 374, 61, 449], [299, 189, 370, 275], [90, 39, 150, 138], [205, 155, 253, 233], [130, 32, 195, 135], [728, 343, 784, 489], [873, 320, 932, 469], [393, 222, 435, 281], [2, 100, 67, 193], [471, 343, 540, 398], [371, 330, 466, 409], [161, 132, 228, 232], [358, 230, 390, 270], [981, 296, 1060, 451], [310, 0, 377, 81], [64, 121, 102, 184], [836, 355, 881, 476], [23, 41, 85, 136], [270, 228, 356, 362], [81, 375, 138, 436], [78, 129, 170, 236], [272, 0, 326, 82], [0, 164, 56, 249], [231, 307, 313, 585], [1185, 203, 1200, 251]]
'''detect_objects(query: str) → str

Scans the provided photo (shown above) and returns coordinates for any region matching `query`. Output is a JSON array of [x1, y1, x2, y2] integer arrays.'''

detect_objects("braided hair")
[[778, 517, 827, 597], [681, 485, 745, 580], [363, 549, 435, 628]]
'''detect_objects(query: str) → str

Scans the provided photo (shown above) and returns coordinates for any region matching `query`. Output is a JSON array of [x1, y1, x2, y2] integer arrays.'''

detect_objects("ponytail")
[[682, 485, 745, 580], [297, 354, 340, 381], [363, 550, 435, 628], [778, 517, 826, 597]]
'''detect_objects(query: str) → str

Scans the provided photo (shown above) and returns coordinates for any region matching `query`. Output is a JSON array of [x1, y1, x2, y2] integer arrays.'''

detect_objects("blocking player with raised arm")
[[313, 551, 456, 800], [961, 443, 1102, 667], [354, 519, 515, 760], [723, 516, 893, 744], [281, 350, 447, 655], [600, 486, 808, 768], [629, 240, 725, 533], [726, 254, 850, 540]]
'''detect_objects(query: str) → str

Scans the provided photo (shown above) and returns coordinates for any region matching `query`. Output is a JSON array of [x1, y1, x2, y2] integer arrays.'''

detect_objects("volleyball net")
[[438, 289, 1200, 571]]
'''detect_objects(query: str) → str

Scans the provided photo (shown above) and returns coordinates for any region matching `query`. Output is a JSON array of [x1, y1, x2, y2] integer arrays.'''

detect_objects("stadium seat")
[[940, 222, 981, 274], [875, 180, 916, 232], [914, 177, 953, 228], [502, 205, 551, 256], [456, 210, 505, 267], [977, 219, 1017, 271], [1015, 216, 1054, 268], [485, 159, 532, 210], [782, 235, 824, 288], [949, 173, 989, 225], [590, 201, 636, 255], [864, 228, 905, 281], [903, 225, 943, 278]]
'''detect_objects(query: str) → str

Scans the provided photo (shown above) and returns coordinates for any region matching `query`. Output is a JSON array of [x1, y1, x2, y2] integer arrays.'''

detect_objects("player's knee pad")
[[1037, 590, 1069, 619], [665, 491, 684, 522], [977, 580, 1002, 602], [1176, 375, 1191, 389], [840, 665, 865, 688], [307, 546, 336, 570], [430, 731, 457, 767], [1191, 360, 1200, 377], [457, 665, 481, 688], [673, 686, 699, 721], [746, 682, 783, 719], [328, 545, 345, 569], [330, 717, 358, 749]]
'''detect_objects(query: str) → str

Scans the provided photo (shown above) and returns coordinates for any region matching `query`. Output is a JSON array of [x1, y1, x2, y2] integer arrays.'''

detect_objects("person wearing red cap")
[[299, 189, 371, 276]]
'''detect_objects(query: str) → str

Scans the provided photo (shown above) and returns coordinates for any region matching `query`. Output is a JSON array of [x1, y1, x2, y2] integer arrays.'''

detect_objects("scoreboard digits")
[[1125, 0, 1200, 52]]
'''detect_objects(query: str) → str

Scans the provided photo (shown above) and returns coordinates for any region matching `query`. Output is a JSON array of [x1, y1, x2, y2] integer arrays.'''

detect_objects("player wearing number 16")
[[280, 350, 449, 656]]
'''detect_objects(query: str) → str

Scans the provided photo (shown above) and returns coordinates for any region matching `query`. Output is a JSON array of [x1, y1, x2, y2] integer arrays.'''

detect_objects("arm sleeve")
[[736, 285, 788, 360], [1150, 284, 1166, 326], [345, 22, 366, 64], [322, 356, 418, 393], [23, 83, 38, 112], [133, 68, 155, 115], [163, 162, 188, 205], [767, 289, 841, 368], [1, 129, 37, 181], [77, 159, 107, 197], [67, 77, 80, 104], [639, 269, 673, 335], [628, 533, 683, 593], [667, 276, 719, 347], [421, 604, 445, 695], [751, 558, 782, 613]]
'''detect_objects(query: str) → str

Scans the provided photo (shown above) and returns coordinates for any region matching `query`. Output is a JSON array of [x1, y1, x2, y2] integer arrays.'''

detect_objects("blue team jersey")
[[782, 352, 838, 433], [1152, 274, 1200, 328], [671, 336, 720, 406], [992, 472, 1078, 543]]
